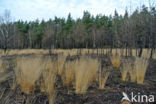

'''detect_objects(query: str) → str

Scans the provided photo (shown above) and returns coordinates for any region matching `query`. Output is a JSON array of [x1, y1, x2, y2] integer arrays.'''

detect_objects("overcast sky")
[[0, 0, 152, 21]]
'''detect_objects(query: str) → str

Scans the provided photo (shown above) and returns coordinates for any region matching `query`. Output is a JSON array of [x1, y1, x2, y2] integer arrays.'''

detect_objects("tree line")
[[0, 5, 156, 57]]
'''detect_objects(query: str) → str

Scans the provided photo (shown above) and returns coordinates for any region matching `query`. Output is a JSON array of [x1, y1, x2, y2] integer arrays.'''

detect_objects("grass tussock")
[[135, 57, 149, 84], [57, 54, 67, 76], [98, 70, 110, 89], [43, 56, 58, 73], [0, 59, 10, 83], [152, 51, 156, 59], [0, 59, 9, 73], [120, 62, 131, 82], [40, 57, 56, 104], [110, 54, 121, 68], [63, 61, 75, 86], [128, 62, 136, 82], [0, 59, 4, 73], [141, 49, 151, 59], [15, 55, 43, 94], [75, 57, 99, 94]]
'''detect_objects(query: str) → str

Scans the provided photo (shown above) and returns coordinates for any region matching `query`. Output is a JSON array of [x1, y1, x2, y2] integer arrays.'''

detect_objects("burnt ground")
[[0, 54, 156, 104]]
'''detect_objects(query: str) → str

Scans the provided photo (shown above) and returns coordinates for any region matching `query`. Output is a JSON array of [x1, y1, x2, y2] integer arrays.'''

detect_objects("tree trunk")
[[139, 47, 143, 57]]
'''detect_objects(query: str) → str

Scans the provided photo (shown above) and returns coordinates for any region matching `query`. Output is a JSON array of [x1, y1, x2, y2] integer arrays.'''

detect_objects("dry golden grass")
[[120, 61, 131, 82], [15, 55, 44, 94], [0, 59, 4, 73], [57, 54, 67, 76], [128, 62, 136, 83], [0, 49, 3, 55], [0, 72, 13, 83], [43, 56, 58, 74], [0, 59, 10, 83], [75, 57, 99, 94], [8, 76, 17, 91], [0, 59, 9, 74], [110, 54, 121, 68], [98, 71, 110, 89], [63, 61, 75, 86], [141, 49, 151, 59], [0, 49, 155, 59], [0, 49, 50, 56], [152, 51, 156, 59], [68, 49, 77, 56], [40, 57, 56, 104], [135, 57, 149, 84]]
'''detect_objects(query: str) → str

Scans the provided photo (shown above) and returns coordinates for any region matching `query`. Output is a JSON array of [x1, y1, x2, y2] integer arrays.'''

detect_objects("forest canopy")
[[0, 5, 155, 52]]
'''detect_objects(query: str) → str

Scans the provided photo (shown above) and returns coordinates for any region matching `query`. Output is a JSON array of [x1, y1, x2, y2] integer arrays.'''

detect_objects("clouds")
[[0, 0, 150, 21]]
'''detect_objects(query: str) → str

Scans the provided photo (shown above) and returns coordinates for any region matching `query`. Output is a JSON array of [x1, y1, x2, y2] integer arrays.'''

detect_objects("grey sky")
[[0, 0, 152, 21]]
